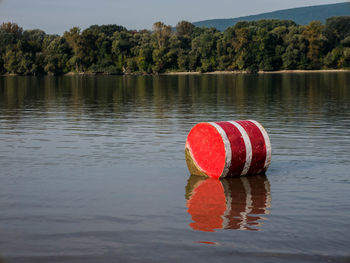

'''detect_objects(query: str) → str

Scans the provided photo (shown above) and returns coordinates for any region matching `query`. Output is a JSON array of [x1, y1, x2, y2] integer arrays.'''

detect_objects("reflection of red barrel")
[[186, 175, 271, 232], [185, 120, 271, 179]]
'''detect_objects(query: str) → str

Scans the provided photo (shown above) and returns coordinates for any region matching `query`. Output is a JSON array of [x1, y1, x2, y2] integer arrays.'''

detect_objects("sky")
[[0, 0, 347, 34]]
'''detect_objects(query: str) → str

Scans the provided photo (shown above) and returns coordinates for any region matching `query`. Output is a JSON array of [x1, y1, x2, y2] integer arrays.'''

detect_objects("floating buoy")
[[186, 175, 271, 232], [185, 120, 271, 178]]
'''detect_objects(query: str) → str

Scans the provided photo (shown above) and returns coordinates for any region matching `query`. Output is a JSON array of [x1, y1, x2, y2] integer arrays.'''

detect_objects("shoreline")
[[1, 69, 350, 77], [160, 69, 350, 75]]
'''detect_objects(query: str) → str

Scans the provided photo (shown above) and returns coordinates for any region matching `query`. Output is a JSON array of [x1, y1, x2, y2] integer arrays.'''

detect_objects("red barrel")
[[186, 175, 271, 232], [185, 120, 271, 178]]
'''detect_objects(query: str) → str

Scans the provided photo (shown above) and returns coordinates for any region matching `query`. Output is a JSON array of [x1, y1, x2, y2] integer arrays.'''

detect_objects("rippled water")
[[0, 74, 349, 262]]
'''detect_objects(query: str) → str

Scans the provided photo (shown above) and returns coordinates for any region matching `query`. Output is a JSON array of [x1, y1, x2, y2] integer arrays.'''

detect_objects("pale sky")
[[0, 0, 347, 34]]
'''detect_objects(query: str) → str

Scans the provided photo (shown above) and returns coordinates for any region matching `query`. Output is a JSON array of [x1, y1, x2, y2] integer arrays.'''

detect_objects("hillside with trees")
[[193, 2, 350, 31], [0, 17, 350, 75]]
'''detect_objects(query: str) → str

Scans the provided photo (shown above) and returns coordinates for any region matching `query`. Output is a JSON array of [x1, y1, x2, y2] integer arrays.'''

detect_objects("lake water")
[[0, 73, 349, 263]]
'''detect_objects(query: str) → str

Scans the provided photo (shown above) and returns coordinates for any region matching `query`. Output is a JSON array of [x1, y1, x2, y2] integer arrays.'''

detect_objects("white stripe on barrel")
[[229, 121, 253, 176], [249, 120, 272, 170], [209, 122, 232, 178]]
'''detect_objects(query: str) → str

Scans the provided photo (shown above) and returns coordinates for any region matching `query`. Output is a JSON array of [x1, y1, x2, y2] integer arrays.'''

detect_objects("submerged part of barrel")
[[185, 120, 271, 179]]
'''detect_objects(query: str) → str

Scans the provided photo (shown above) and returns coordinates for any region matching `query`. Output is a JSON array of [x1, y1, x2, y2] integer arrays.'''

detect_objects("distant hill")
[[193, 2, 350, 31]]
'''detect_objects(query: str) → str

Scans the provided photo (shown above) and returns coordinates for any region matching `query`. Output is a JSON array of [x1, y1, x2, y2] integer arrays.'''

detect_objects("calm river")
[[0, 73, 349, 262]]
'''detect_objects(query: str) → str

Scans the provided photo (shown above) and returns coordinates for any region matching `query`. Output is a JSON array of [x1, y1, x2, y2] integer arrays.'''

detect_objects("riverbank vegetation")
[[0, 17, 349, 75]]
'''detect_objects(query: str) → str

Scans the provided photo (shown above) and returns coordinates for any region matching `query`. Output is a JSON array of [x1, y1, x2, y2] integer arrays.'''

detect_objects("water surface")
[[0, 74, 349, 262]]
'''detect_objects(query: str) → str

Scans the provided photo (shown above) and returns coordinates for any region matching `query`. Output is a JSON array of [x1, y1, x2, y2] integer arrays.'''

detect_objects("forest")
[[0, 17, 349, 75]]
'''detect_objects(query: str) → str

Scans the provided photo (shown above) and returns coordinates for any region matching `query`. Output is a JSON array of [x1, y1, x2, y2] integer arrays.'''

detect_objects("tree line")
[[0, 17, 349, 75]]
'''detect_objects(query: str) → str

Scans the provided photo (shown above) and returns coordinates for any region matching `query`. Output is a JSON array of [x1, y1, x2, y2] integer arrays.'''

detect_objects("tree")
[[302, 21, 326, 69], [151, 22, 174, 73], [325, 16, 350, 48], [0, 22, 23, 38], [231, 27, 257, 70], [132, 30, 154, 73], [112, 30, 136, 72], [218, 26, 237, 70], [63, 27, 84, 72], [153, 22, 172, 49], [176, 21, 195, 37], [0, 22, 23, 54], [43, 35, 71, 74], [282, 26, 308, 69], [189, 28, 220, 72]]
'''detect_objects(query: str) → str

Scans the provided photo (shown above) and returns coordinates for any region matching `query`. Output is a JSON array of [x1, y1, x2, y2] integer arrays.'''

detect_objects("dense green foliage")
[[1, 17, 350, 75], [194, 2, 350, 31]]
